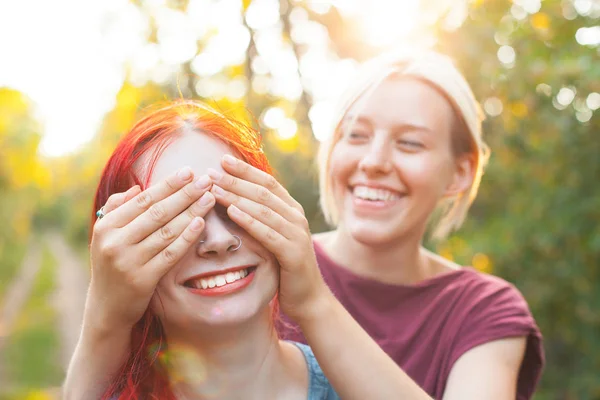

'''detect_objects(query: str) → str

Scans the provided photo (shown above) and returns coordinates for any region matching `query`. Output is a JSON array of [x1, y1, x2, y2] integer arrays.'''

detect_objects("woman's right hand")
[[87, 166, 215, 332]]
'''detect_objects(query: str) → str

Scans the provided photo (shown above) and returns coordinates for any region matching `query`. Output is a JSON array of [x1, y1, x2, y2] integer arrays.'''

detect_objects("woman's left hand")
[[208, 154, 328, 323]]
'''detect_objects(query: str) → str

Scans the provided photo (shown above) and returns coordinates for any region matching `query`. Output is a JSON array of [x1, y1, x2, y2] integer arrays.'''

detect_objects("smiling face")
[[328, 77, 473, 246], [145, 130, 279, 335]]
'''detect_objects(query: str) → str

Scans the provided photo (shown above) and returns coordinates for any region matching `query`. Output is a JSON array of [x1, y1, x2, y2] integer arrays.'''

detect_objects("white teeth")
[[215, 276, 226, 287], [225, 272, 236, 283], [190, 268, 250, 289], [353, 186, 399, 201]]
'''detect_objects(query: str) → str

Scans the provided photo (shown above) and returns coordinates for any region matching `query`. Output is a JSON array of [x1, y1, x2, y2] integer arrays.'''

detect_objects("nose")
[[196, 211, 242, 258], [358, 130, 393, 175]]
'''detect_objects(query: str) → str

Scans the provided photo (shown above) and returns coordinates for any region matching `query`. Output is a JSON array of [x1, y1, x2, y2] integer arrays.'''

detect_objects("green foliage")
[[1, 0, 598, 398], [0, 241, 27, 306], [0, 88, 45, 301], [2, 245, 62, 392], [435, 1, 600, 398]]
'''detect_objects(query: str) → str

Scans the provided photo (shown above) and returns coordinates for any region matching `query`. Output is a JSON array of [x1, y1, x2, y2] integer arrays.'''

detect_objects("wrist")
[[82, 292, 133, 344], [295, 285, 336, 329], [81, 315, 132, 349]]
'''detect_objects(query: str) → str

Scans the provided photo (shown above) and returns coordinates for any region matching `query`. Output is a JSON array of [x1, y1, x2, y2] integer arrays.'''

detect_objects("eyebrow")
[[342, 116, 433, 134]]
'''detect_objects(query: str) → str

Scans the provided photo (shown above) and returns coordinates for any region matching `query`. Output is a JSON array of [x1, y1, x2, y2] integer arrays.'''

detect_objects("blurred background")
[[0, 0, 598, 398]]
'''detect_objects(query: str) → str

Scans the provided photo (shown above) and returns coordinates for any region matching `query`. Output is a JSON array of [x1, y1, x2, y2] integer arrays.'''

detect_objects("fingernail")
[[178, 167, 192, 180], [207, 168, 222, 182], [212, 185, 225, 196], [199, 192, 212, 206], [195, 175, 211, 189], [190, 217, 203, 231], [223, 154, 237, 166], [229, 205, 242, 216]]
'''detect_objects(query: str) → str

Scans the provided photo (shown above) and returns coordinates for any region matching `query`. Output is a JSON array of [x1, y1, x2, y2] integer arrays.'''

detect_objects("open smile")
[[349, 185, 404, 210], [183, 266, 258, 297]]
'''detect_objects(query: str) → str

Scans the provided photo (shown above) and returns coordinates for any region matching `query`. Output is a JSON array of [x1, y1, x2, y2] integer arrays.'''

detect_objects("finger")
[[144, 216, 206, 278], [103, 166, 195, 228], [211, 184, 295, 239], [208, 168, 303, 224], [220, 155, 304, 214], [124, 175, 212, 243], [136, 191, 216, 264], [123, 185, 141, 203], [226, 204, 287, 257], [101, 193, 126, 217], [102, 186, 140, 215]]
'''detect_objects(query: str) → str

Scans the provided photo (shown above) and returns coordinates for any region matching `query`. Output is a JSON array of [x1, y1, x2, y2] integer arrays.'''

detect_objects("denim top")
[[109, 341, 339, 399], [292, 341, 340, 400]]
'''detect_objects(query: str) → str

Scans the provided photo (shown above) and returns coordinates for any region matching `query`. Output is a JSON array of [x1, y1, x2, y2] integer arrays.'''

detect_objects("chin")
[[153, 283, 278, 333], [348, 221, 402, 247], [195, 297, 272, 326]]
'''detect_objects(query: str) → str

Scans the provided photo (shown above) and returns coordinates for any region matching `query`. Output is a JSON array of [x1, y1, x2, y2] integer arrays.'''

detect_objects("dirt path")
[[0, 239, 42, 386], [46, 232, 90, 371]]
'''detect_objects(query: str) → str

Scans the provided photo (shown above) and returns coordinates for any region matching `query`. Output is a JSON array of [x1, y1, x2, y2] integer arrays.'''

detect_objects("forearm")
[[63, 322, 130, 400], [298, 292, 432, 400]]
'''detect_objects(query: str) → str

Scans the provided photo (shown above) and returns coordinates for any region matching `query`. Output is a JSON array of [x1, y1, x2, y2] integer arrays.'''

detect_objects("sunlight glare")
[[0, 0, 148, 157], [246, 0, 281, 30], [309, 101, 336, 142], [361, 0, 419, 47], [262, 107, 286, 129], [156, 9, 198, 65], [277, 119, 298, 139]]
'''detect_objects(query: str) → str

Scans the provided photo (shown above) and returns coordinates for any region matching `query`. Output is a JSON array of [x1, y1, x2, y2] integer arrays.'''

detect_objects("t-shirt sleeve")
[[449, 277, 544, 400]]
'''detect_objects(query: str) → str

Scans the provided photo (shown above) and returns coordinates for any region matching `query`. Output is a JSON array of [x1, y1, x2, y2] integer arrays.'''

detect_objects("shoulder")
[[290, 342, 341, 400], [456, 268, 531, 313], [427, 248, 519, 299], [440, 266, 537, 337], [445, 269, 545, 398], [425, 246, 529, 307]]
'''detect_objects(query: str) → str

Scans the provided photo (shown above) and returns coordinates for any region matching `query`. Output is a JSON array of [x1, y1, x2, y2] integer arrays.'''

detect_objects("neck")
[[324, 225, 438, 285], [163, 309, 297, 400]]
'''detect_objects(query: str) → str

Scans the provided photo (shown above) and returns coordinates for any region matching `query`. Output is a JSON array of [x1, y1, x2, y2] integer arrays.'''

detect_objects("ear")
[[444, 153, 475, 198]]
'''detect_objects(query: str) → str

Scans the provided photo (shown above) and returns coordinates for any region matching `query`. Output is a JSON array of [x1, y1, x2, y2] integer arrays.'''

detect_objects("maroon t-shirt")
[[278, 242, 545, 399]]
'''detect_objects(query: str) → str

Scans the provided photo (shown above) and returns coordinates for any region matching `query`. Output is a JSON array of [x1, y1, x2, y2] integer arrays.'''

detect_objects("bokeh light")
[[1, 1, 599, 398], [483, 97, 504, 117], [497, 45, 516, 65], [586, 92, 600, 111]]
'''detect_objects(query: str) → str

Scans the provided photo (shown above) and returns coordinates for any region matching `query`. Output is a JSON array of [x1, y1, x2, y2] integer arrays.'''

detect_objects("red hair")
[[91, 100, 272, 399]]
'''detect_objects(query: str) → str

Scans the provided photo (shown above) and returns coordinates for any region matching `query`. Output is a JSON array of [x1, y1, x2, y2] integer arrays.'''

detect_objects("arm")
[[212, 157, 535, 400], [298, 290, 432, 399], [211, 156, 432, 400], [63, 169, 215, 399], [63, 307, 131, 399], [442, 337, 526, 400]]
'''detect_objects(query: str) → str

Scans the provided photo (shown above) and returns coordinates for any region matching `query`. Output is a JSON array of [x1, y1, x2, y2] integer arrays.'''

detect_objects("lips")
[[183, 266, 257, 297], [185, 267, 252, 289]]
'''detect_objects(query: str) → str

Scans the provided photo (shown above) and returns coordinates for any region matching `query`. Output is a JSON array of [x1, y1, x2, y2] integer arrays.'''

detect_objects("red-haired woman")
[[64, 100, 416, 400]]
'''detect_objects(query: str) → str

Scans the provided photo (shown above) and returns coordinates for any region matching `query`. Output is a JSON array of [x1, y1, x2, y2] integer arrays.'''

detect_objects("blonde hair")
[[317, 51, 490, 240]]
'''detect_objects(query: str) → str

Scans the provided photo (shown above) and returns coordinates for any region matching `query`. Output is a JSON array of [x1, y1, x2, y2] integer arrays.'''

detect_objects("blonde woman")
[[278, 51, 545, 399]]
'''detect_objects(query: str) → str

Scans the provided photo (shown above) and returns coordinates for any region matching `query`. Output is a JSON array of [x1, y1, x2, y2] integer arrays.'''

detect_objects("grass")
[[1, 243, 63, 399], [0, 239, 28, 307]]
